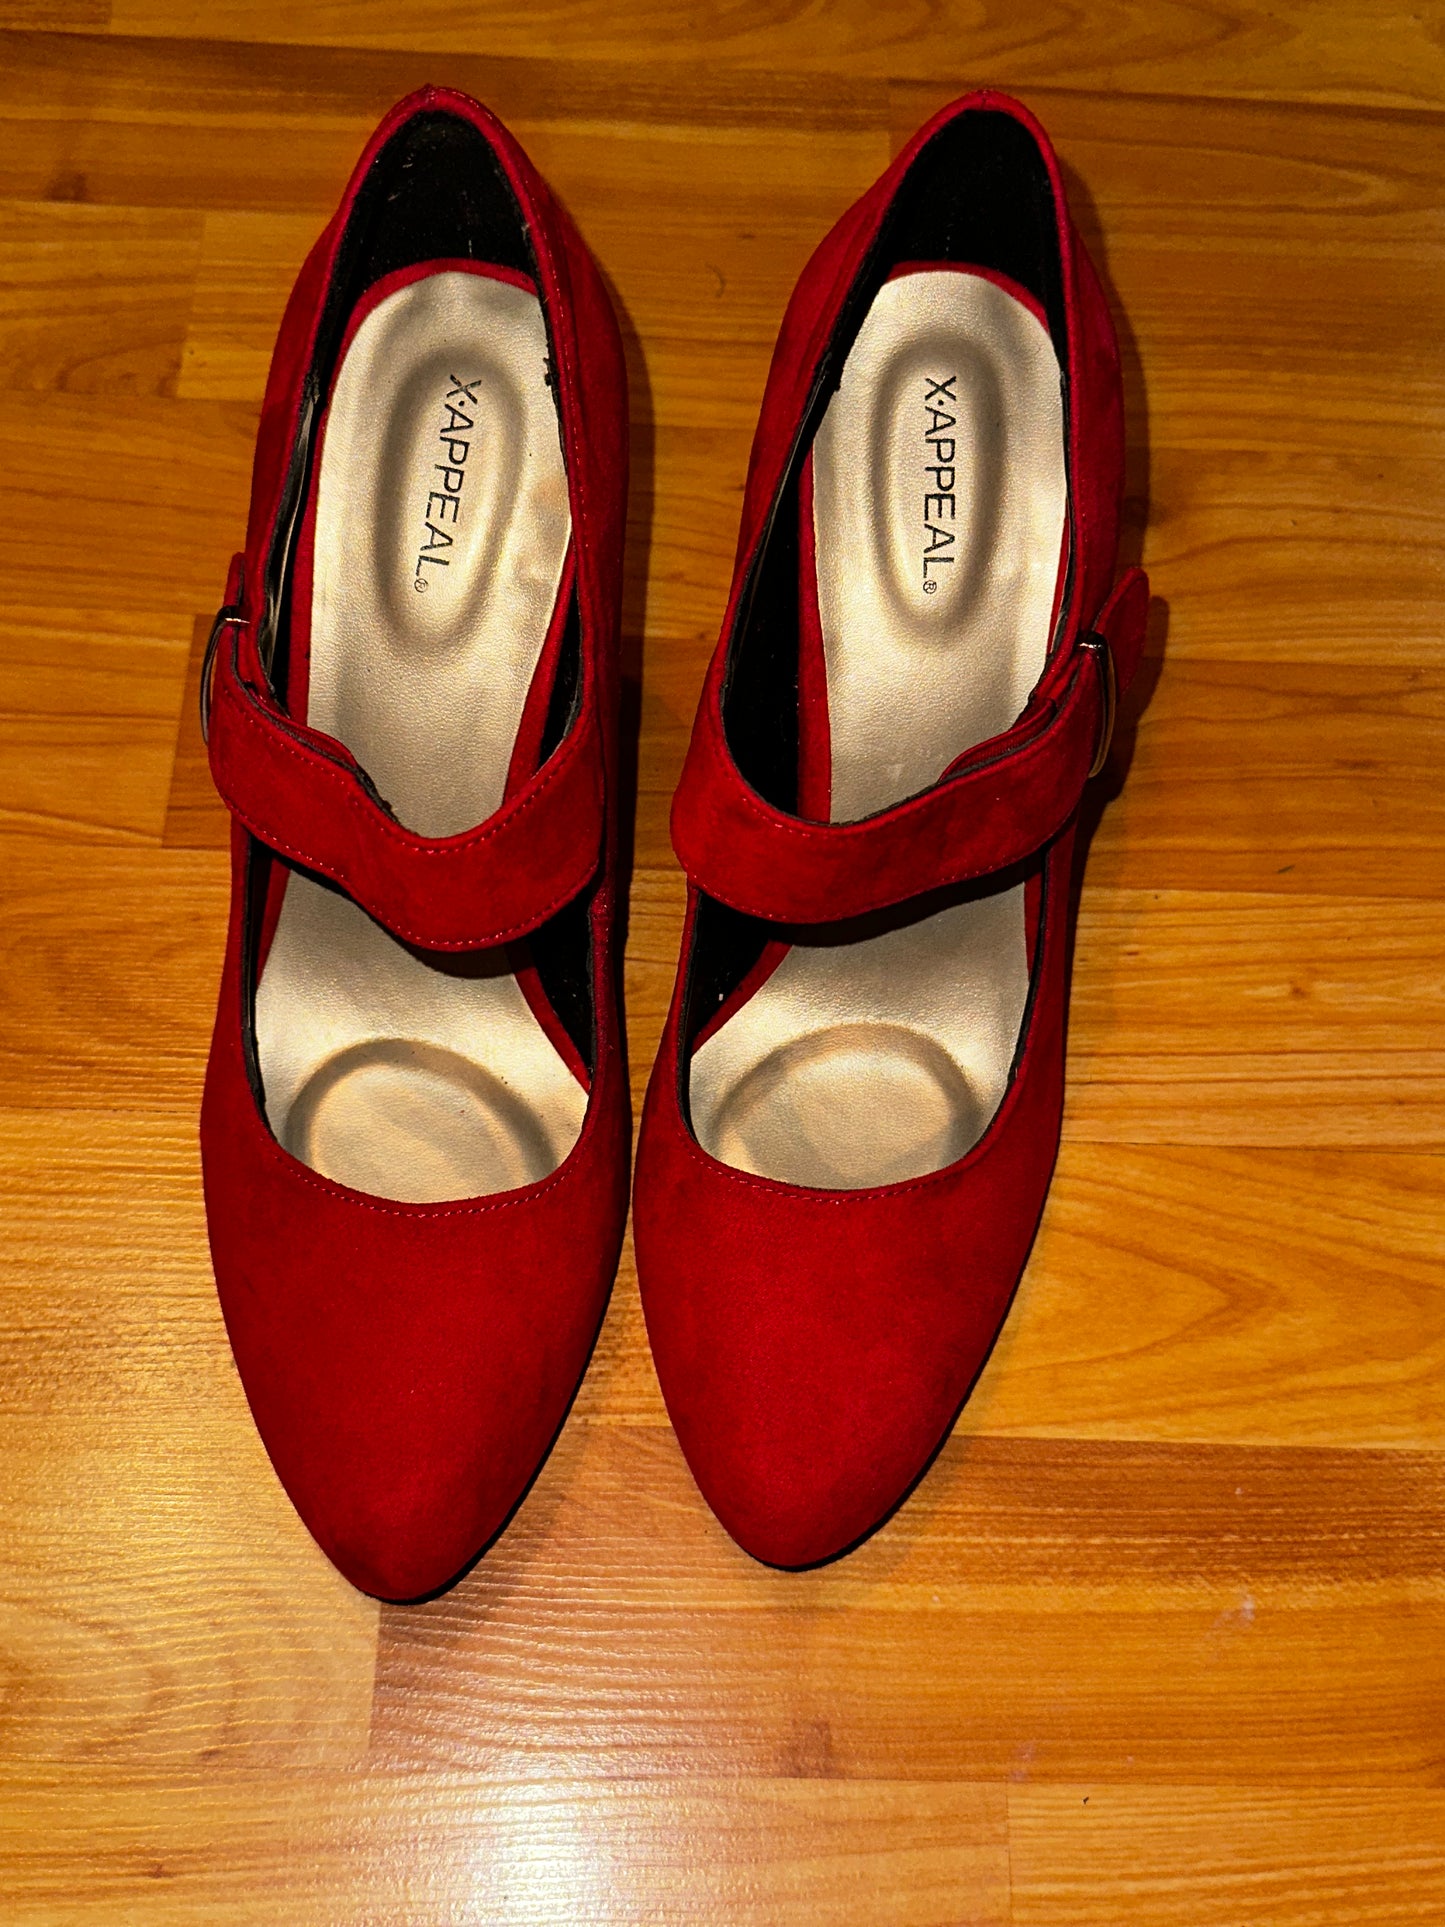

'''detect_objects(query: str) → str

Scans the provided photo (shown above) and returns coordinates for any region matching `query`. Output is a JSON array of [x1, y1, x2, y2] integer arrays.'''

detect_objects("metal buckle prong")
[[1082, 631, 1117, 780], [199, 601, 246, 745]]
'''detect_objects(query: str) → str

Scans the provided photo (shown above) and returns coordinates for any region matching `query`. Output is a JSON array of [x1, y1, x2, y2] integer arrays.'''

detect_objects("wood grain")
[[176, 210, 319, 403], [0, 0, 104, 28], [0, 394, 254, 630], [368, 1430, 1445, 1785], [1086, 660, 1445, 899], [1, 10, 1443, 1922], [0, 1112, 378, 1771], [0, 199, 200, 396], [1064, 886, 1445, 1143], [1010, 1787, 1445, 1927], [0, 838, 224, 1107], [94, 0, 1445, 115], [969, 1144, 1445, 1447], [0, 615, 188, 843], [0, 1772, 1010, 1925], [162, 614, 226, 846]]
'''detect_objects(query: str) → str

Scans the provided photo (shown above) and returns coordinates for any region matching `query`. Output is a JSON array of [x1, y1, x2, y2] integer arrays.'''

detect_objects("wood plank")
[[621, 867, 686, 1089], [0, 31, 883, 212], [0, 0, 104, 28], [22, 822, 1442, 1139], [0, 1109, 378, 1769], [0, 197, 200, 396], [1085, 659, 1445, 900], [0, 839, 224, 1108], [0, 1407, 379, 1769], [970, 1143, 1445, 1448], [1, 1750, 1440, 1918], [370, 1430, 1445, 1784], [0, 31, 398, 211], [0, 1109, 223, 1418], [1073, 889, 1441, 1057], [1064, 885, 1445, 1144], [0, 393, 253, 633], [1010, 1786, 1445, 1927], [1084, 250, 1443, 462], [96, 2, 1445, 114], [1067, 1048, 1445, 1147], [0, 1772, 1009, 1926], [36, 45, 1445, 645], [0, 614, 188, 844], [1122, 451, 1445, 665], [175, 208, 316, 402]]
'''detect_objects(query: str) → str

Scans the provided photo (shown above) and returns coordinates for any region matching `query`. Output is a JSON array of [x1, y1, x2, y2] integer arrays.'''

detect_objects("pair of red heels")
[[200, 85, 1148, 1599]]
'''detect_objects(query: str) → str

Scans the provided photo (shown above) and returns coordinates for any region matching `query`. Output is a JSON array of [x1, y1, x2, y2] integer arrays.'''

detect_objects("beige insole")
[[691, 267, 1067, 1188], [255, 268, 586, 1204]]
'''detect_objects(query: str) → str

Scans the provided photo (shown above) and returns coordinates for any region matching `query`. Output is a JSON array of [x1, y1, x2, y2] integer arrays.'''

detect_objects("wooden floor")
[[1, 4, 1443, 1922]]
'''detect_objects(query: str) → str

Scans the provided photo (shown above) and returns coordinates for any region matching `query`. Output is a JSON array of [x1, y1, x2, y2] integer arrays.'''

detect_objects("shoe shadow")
[[1060, 159, 1150, 578], [1058, 157, 1169, 936]]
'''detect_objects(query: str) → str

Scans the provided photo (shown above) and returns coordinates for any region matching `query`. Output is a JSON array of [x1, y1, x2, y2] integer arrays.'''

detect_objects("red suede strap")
[[206, 612, 604, 951], [672, 568, 1148, 925]]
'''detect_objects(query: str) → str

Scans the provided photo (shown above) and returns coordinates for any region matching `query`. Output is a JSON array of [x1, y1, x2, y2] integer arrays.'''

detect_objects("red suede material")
[[671, 567, 1147, 925], [200, 88, 630, 1598], [634, 91, 1139, 1566], [202, 825, 629, 1600], [206, 612, 606, 952], [1090, 566, 1151, 698], [635, 831, 1072, 1569]]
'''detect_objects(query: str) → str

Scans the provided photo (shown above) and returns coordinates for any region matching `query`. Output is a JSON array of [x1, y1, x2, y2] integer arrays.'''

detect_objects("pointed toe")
[[636, 1047, 1051, 1564], [203, 1056, 627, 1596]]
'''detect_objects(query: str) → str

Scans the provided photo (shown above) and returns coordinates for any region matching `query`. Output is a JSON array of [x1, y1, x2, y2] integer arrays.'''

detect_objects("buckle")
[[199, 599, 246, 744], [1082, 631, 1117, 779]]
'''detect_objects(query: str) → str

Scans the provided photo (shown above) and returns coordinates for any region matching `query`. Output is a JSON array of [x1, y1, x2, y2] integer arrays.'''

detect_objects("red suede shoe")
[[634, 92, 1148, 1567], [199, 89, 630, 1599]]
